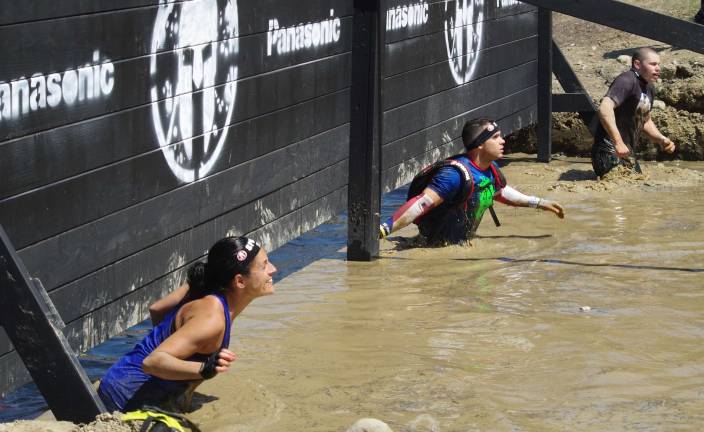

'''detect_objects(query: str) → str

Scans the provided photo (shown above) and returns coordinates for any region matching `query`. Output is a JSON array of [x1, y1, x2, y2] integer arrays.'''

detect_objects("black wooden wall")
[[0, 0, 538, 398], [0, 0, 352, 397], [381, 0, 538, 192]]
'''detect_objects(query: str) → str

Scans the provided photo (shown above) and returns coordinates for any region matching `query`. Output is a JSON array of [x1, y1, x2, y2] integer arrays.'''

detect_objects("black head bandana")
[[232, 237, 260, 271], [465, 121, 499, 151]]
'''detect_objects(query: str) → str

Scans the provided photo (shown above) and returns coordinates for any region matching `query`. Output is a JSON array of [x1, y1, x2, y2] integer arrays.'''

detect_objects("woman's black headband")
[[465, 121, 499, 151], [233, 237, 260, 270], [216, 237, 261, 283]]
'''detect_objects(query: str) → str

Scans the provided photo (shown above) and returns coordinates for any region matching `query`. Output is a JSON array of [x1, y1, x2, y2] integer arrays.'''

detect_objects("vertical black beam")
[[537, 8, 553, 162], [0, 225, 105, 423], [348, 0, 383, 261]]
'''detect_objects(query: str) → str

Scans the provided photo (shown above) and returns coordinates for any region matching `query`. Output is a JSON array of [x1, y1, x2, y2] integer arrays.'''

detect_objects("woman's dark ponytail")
[[186, 261, 211, 300]]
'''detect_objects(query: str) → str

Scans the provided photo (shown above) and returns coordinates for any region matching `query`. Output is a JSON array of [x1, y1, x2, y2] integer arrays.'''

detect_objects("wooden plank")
[[552, 41, 588, 96], [0, 1, 353, 79], [0, 350, 31, 398], [383, 60, 537, 144], [0, 1, 179, 26], [57, 186, 348, 354], [0, 19, 352, 141], [1, 0, 355, 28], [552, 40, 597, 130], [0, 278, 65, 358], [383, 0, 536, 44], [552, 93, 596, 112], [0, 225, 105, 421], [498, 103, 538, 137], [382, 85, 537, 170], [49, 159, 349, 325], [16, 124, 349, 293], [381, 104, 536, 192], [2, 89, 350, 250], [0, 328, 11, 356], [347, 0, 383, 261], [0, 52, 351, 200], [239, 0, 354, 35], [1, 7, 158, 80], [519, 0, 704, 55], [536, 8, 552, 162], [383, 35, 537, 110], [383, 10, 537, 77]]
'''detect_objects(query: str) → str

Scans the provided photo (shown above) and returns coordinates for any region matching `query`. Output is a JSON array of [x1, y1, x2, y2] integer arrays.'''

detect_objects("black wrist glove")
[[199, 351, 219, 380]]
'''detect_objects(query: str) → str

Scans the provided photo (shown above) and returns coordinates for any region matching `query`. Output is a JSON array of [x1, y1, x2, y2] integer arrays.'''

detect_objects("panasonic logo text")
[[267, 9, 341, 56], [0, 50, 115, 122]]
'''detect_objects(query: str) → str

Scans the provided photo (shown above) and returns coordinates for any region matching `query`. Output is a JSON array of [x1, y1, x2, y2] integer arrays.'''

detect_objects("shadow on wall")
[[269, 213, 348, 284]]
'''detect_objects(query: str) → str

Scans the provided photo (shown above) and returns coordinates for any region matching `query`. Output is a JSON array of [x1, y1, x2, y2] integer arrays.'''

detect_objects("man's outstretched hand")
[[539, 199, 565, 219], [660, 137, 676, 154]]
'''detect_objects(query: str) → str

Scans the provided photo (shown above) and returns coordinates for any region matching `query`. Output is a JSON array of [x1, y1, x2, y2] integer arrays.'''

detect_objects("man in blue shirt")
[[379, 118, 564, 246]]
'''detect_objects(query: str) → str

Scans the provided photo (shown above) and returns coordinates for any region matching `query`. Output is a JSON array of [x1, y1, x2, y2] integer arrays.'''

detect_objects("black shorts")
[[418, 206, 473, 246], [591, 138, 640, 177]]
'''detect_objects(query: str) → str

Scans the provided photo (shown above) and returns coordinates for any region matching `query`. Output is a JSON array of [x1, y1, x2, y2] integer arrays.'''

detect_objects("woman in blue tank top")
[[98, 236, 277, 412]]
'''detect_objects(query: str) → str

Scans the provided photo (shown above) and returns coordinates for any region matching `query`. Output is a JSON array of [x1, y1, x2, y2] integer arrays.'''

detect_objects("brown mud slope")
[[506, 0, 704, 161], [0, 413, 136, 432]]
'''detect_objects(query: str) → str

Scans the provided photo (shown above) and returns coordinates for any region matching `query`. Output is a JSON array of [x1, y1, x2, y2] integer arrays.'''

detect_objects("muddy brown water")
[[188, 158, 704, 432], [7, 158, 701, 432]]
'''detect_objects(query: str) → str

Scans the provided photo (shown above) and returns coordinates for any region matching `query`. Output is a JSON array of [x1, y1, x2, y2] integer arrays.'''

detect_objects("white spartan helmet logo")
[[150, 0, 239, 183], [444, 0, 484, 85]]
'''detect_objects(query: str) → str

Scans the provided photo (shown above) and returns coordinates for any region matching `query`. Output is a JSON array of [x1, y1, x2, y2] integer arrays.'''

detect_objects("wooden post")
[[0, 225, 106, 423], [537, 7, 553, 162], [348, 0, 382, 261]]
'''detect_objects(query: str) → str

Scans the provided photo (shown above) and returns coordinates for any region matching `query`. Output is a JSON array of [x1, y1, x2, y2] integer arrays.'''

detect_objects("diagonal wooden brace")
[[0, 225, 105, 423]]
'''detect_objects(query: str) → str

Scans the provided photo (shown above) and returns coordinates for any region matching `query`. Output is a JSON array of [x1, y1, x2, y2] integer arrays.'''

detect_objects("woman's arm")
[[143, 297, 235, 380], [149, 283, 190, 326]]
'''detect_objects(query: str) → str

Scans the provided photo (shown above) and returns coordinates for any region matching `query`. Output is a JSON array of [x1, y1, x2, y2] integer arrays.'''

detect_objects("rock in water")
[[347, 418, 393, 432]]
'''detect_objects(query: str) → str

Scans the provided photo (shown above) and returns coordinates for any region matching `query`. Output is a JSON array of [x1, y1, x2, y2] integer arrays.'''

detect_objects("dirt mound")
[[644, 105, 704, 160], [659, 62, 704, 113], [0, 413, 136, 432]]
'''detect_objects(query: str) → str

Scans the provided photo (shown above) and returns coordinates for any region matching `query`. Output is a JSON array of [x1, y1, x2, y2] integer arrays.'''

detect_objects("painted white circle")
[[150, 0, 239, 183], [443, 0, 485, 85]]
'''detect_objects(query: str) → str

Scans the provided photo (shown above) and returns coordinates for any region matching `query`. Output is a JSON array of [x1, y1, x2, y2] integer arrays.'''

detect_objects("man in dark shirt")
[[592, 47, 676, 177]]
